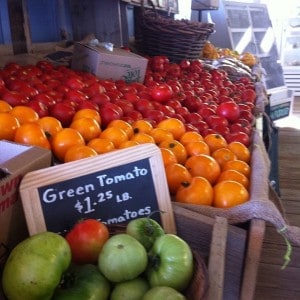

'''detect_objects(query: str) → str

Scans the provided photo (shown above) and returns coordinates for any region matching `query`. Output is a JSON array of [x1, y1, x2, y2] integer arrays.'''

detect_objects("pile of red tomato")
[[0, 56, 257, 148]]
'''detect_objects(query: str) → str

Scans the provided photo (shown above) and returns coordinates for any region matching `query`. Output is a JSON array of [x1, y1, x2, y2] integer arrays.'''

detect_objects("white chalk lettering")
[[96, 166, 148, 187], [104, 206, 152, 224], [42, 183, 95, 203]]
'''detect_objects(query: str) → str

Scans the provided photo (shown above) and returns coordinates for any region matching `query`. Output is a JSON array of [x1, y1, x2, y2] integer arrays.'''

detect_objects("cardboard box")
[[71, 42, 148, 83], [0, 141, 52, 265], [267, 87, 294, 121]]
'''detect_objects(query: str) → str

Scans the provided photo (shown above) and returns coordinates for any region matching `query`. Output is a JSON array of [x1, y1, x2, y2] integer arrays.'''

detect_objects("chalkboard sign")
[[20, 144, 176, 235]]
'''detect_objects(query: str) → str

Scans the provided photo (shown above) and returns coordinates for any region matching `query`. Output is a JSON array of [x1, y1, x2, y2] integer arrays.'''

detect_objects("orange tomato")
[[0, 112, 20, 140], [130, 132, 155, 144], [132, 119, 153, 134], [0, 100, 12, 112], [159, 140, 187, 165], [175, 176, 213, 206], [38, 116, 63, 138], [211, 147, 236, 168], [9, 105, 39, 124], [72, 108, 101, 124], [160, 148, 178, 167], [157, 118, 186, 140], [164, 163, 192, 195], [51, 128, 85, 161], [118, 140, 139, 149], [217, 169, 250, 189], [185, 141, 210, 157], [213, 180, 249, 208], [70, 117, 102, 142], [179, 131, 203, 145], [149, 127, 174, 144], [222, 159, 251, 178], [204, 133, 228, 153], [227, 141, 251, 163], [14, 123, 51, 149], [100, 127, 128, 148], [87, 138, 115, 154], [185, 154, 221, 184], [64, 145, 98, 163], [107, 119, 134, 138]]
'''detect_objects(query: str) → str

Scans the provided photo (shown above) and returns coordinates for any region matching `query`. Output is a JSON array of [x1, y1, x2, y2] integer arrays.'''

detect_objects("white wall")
[[175, 0, 192, 20]]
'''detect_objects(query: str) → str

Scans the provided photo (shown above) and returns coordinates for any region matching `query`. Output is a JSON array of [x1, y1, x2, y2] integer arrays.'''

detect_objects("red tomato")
[[26, 100, 49, 117], [65, 77, 85, 90], [65, 219, 110, 264], [226, 131, 250, 147], [216, 101, 240, 122], [150, 84, 173, 102], [2, 90, 29, 106], [49, 102, 76, 127]]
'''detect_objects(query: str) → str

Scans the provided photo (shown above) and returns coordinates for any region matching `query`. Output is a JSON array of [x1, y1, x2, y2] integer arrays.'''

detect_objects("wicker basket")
[[108, 224, 209, 300], [135, 9, 215, 63]]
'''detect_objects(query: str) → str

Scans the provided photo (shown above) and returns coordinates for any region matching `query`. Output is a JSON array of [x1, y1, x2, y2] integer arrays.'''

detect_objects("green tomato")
[[2, 232, 71, 300], [126, 217, 165, 250], [146, 234, 194, 292], [98, 234, 148, 283], [52, 264, 110, 300], [110, 276, 149, 300], [143, 286, 186, 300]]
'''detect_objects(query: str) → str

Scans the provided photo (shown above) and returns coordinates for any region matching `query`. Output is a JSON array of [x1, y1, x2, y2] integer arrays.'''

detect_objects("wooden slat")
[[240, 219, 265, 300], [207, 216, 228, 300]]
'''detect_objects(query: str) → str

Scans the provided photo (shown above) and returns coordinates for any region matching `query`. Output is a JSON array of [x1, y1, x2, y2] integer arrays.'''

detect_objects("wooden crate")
[[173, 203, 265, 300], [172, 129, 273, 300]]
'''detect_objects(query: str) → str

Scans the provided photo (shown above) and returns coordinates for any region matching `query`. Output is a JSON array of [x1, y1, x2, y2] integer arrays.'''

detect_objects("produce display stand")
[[173, 203, 267, 300], [173, 128, 274, 300]]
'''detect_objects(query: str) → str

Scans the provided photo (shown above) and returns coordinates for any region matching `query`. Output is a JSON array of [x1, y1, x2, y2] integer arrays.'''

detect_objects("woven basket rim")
[[141, 10, 215, 35]]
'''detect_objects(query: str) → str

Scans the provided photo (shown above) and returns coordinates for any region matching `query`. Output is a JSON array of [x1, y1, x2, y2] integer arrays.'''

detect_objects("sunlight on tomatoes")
[[211, 147, 237, 169], [37, 116, 63, 138], [118, 140, 139, 149], [175, 176, 213, 206], [64, 145, 98, 163], [0, 112, 20, 140], [160, 147, 178, 167], [70, 117, 102, 142], [185, 154, 221, 184], [87, 138, 115, 154], [213, 180, 249, 208], [100, 127, 128, 148], [157, 118, 186, 140], [130, 132, 155, 144], [165, 162, 192, 195], [204, 133, 228, 153], [149, 127, 174, 144], [0, 100, 12, 112], [107, 119, 134, 139], [132, 119, 153, 134], [14, 123, 51, 149], [217, 169, 250, 189], [159, 140, 187, 165], [179, 131, 203, 145], [227, 141, 251, 163], [10, 105, 39, 124], [51, 128, 85, 161], [222, 159, 251, 178], [185, 141, 210, 156], [72, 108, 101, 124]]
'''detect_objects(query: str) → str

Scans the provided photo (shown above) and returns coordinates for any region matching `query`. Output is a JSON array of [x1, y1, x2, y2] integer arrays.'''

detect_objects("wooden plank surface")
[[207, 216, 228, 300]]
